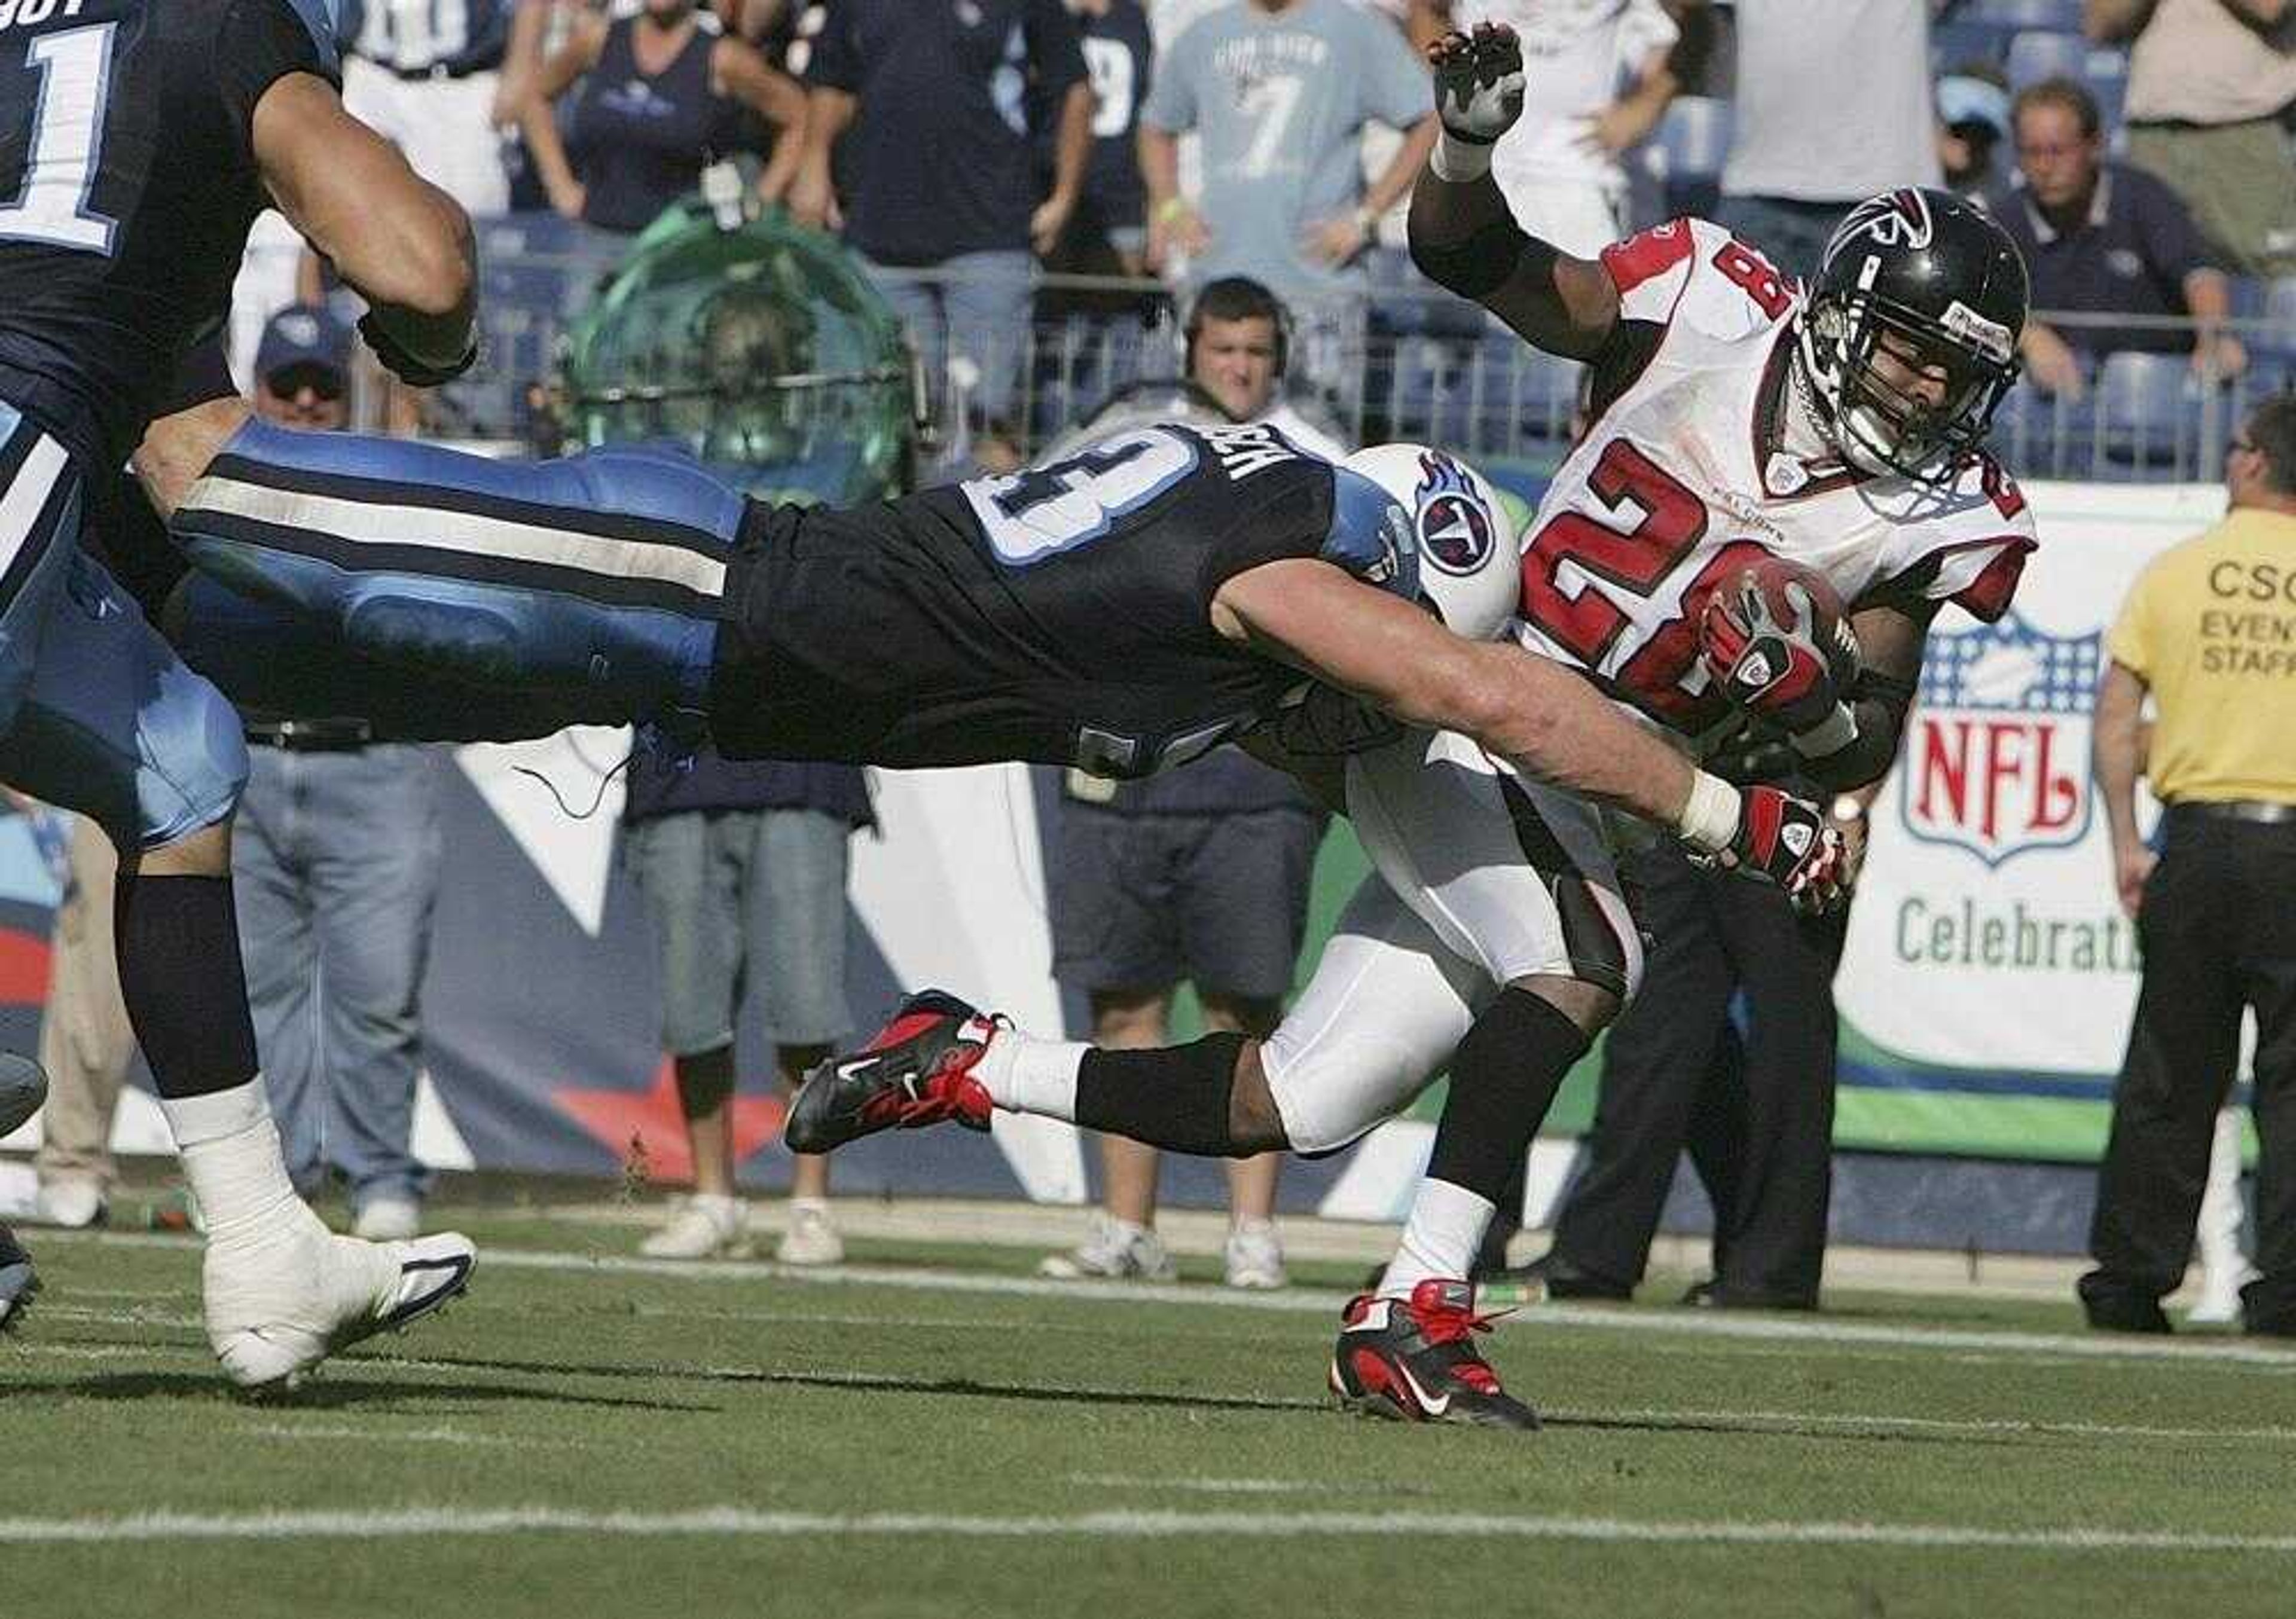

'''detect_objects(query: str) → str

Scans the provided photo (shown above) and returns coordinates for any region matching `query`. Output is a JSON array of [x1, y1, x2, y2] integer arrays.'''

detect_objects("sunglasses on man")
[[264, 362, 346, 402]]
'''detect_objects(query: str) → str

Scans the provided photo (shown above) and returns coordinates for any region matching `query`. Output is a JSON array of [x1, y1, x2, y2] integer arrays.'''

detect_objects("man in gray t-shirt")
[[1140, 0, 1436, 408]]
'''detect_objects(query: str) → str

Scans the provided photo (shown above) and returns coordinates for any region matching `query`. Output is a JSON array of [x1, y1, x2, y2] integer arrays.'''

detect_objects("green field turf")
[[5, 1211, 2294, 1619]]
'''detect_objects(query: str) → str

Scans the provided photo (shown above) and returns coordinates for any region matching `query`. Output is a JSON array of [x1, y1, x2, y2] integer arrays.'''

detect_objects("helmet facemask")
[[1799, 288, 2018, 485]]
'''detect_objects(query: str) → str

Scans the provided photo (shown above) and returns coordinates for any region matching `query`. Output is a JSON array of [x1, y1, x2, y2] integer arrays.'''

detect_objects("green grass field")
[[5, 1209, 2295, 1619]]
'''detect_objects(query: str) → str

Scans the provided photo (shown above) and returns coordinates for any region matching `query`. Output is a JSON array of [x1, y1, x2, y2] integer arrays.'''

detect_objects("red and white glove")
[[1676, 774, 1850, 914], [1699, 578, 1861, 757], [1721, 786, 1851, 912]]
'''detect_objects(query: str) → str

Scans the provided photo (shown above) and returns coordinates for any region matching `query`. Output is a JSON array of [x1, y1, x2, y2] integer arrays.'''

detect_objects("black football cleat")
[[784, 990, 1002, 1154], [0, 1051, 47, 1137], [0, 1224, 39, 1333], [1329, 1278, 1539, 1431]]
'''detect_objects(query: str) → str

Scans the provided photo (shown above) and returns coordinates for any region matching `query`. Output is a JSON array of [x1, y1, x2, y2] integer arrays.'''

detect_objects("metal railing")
[[418, 220, 2295, 487]]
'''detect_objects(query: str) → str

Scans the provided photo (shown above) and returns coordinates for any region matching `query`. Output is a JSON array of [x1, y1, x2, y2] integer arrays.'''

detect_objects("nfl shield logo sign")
[[1901, 614, 2100, 868]]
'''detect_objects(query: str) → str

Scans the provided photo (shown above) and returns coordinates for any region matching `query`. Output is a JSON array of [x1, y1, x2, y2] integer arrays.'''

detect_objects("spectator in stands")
[[1138, 0, 1438, 415], [1041, 0, 1157, 278], [1984, 78, 2245, 401], [1403, 0, 1679, 256], [342, 0, 517, 218], [1937, 62, 2012, 200], [619, 746, 873, 1263], [789, 1, 1093, 469], [29, 814, 136, 1230], [233, 307, 446, 1240], [1692, 0, 1941, 280], [2084, 393, 2296, 1336], [2087, 0, 2296, 278], [1519, 764, 1874, 1310], [1040, 280, 1335, 1291], [518, 0, 809, 236]]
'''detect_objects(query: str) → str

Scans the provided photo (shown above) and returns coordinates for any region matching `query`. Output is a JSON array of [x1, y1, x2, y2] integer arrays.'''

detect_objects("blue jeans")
[[860, 249, 1035, 431], [1712, 194, 1857, 285], [232, 742, 442, 1207]]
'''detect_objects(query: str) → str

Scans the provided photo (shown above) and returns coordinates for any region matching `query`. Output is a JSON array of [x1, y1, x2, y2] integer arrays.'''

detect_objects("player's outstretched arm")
[[1214, 558, 1692, 816], [1214, 560, 1852, 909], [250, 74, 477, 383], [1407, 24, 1619, 362]]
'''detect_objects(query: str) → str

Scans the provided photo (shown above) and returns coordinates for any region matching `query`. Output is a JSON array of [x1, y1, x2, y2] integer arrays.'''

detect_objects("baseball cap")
[[255, 304, 353, 392], [1937, 74, 2011, 140]]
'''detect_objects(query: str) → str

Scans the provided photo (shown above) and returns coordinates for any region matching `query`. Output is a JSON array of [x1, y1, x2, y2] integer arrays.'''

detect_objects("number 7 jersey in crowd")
[[1516, 217, 2039, 748]]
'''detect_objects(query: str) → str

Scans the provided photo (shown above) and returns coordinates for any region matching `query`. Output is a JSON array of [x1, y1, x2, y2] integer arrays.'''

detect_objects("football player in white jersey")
[[787, 22, 2041, 1433]]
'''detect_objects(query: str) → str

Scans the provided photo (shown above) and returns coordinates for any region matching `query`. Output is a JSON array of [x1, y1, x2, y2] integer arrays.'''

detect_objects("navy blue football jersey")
[[0, 0, 338, 471], [712, 420, 1417, 778]]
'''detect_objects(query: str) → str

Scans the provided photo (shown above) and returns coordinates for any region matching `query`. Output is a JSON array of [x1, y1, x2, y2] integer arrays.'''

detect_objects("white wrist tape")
[[1430, 131, 1494, 183], [1675, 770, 1744, 855], [1791, 703, 1860, 760]]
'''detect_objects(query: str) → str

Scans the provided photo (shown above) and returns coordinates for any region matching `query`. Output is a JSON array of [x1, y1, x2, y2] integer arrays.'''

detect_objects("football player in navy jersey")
[[0, 0, 479, 1379], [144, 406, 1842, 907]]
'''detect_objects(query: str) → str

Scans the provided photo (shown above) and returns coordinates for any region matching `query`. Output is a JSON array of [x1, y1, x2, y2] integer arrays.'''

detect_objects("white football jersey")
[[1513, 217, 2038, 747]]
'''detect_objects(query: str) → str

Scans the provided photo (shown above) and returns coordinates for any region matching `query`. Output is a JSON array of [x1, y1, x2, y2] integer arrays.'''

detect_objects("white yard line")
[[1, 1505, 2294, 1551], [233, 1424, 582, 1451], [48, 1228, 2296, 1370]]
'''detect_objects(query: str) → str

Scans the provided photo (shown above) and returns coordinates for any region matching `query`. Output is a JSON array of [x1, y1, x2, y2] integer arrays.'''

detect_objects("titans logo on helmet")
[[1413, 451, 1493, 578]]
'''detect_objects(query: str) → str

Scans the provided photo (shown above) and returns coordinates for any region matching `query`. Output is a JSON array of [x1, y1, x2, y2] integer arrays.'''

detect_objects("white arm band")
[[1674, 770, 1744, 855]]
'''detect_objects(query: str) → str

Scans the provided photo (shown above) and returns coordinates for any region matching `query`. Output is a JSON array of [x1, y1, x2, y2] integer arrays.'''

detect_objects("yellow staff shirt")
[[2106, 508, 2296, 806]]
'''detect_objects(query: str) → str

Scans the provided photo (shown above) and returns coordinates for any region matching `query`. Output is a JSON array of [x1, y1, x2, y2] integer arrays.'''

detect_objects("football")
[[1711, 556, 1860, 689]]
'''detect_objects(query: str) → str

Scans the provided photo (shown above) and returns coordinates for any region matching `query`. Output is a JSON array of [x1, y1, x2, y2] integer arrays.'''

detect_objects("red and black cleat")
[[784, 990, 1002, 1154], [1329, 1278, 1539, 1431]]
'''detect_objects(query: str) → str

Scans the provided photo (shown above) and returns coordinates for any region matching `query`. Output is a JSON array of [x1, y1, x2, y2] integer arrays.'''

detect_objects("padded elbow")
[[1409, 218, 1530, 302]]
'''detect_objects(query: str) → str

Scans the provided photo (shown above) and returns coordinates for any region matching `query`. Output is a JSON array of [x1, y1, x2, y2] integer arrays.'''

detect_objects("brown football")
[[1715, 556, 1858, 686]]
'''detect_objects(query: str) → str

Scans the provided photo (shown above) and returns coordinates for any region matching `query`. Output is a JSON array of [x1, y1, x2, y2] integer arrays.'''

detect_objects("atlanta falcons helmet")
[[1797, 187, 2029, 483], [1339, 443, 1520, 641]]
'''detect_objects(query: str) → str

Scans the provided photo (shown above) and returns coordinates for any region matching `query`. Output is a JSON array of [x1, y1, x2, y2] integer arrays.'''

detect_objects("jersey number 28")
[[1519, 437, 1772, 730]]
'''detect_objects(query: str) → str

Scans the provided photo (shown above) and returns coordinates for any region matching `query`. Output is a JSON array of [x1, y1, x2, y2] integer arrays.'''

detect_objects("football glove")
[[358, 312, 477, 388], [1699, 575, 1861, 746], [1714, 785, 1850, 914], [1430, 24, 1526, 147]]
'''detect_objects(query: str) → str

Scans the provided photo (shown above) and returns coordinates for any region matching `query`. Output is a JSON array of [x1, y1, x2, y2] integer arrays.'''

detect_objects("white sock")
[[160, 1077, 310, 1244], [973, 1031, 1088, 1120], [1379, 1177, 1496, 1301]]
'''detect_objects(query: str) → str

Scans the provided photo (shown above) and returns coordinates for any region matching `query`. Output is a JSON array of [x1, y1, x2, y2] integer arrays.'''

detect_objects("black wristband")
[[358, 312, 477, 388], [1410, 217, 1530, 302]]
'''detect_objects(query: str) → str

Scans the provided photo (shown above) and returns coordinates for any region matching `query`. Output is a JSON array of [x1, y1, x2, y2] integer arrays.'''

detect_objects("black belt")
[[387, 59, 497, 82], [2167, 800, 2296, 825], [245, 719, 375, 752]]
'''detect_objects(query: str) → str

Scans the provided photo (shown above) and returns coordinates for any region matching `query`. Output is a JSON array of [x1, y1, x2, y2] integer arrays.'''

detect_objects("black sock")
[[113, 870, 259, 1100], [1427, 987, 1593, 1206], [1074, 1033, 1248, 1157]]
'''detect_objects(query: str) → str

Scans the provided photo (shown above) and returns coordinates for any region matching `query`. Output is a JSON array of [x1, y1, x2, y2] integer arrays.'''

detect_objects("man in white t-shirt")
[[1706, 0, 1940, 280], [1409, 0, 1679, 255]]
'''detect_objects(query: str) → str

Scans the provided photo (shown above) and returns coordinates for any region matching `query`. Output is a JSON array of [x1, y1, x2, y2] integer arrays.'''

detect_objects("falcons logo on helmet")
[[1830, 188, 1934, 256]]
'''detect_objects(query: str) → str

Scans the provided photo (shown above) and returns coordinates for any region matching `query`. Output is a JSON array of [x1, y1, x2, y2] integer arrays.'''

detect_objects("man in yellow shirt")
[[2086, 393, 2296, 1335]]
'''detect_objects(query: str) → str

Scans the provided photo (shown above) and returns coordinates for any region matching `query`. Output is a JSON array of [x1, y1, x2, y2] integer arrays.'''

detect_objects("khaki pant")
[[2125, 119, 2296, 278], [33, 817, 135, 1193]]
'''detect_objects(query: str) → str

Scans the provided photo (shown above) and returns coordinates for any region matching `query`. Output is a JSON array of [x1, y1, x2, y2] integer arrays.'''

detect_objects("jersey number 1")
[[0, 22, 120, 257]]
